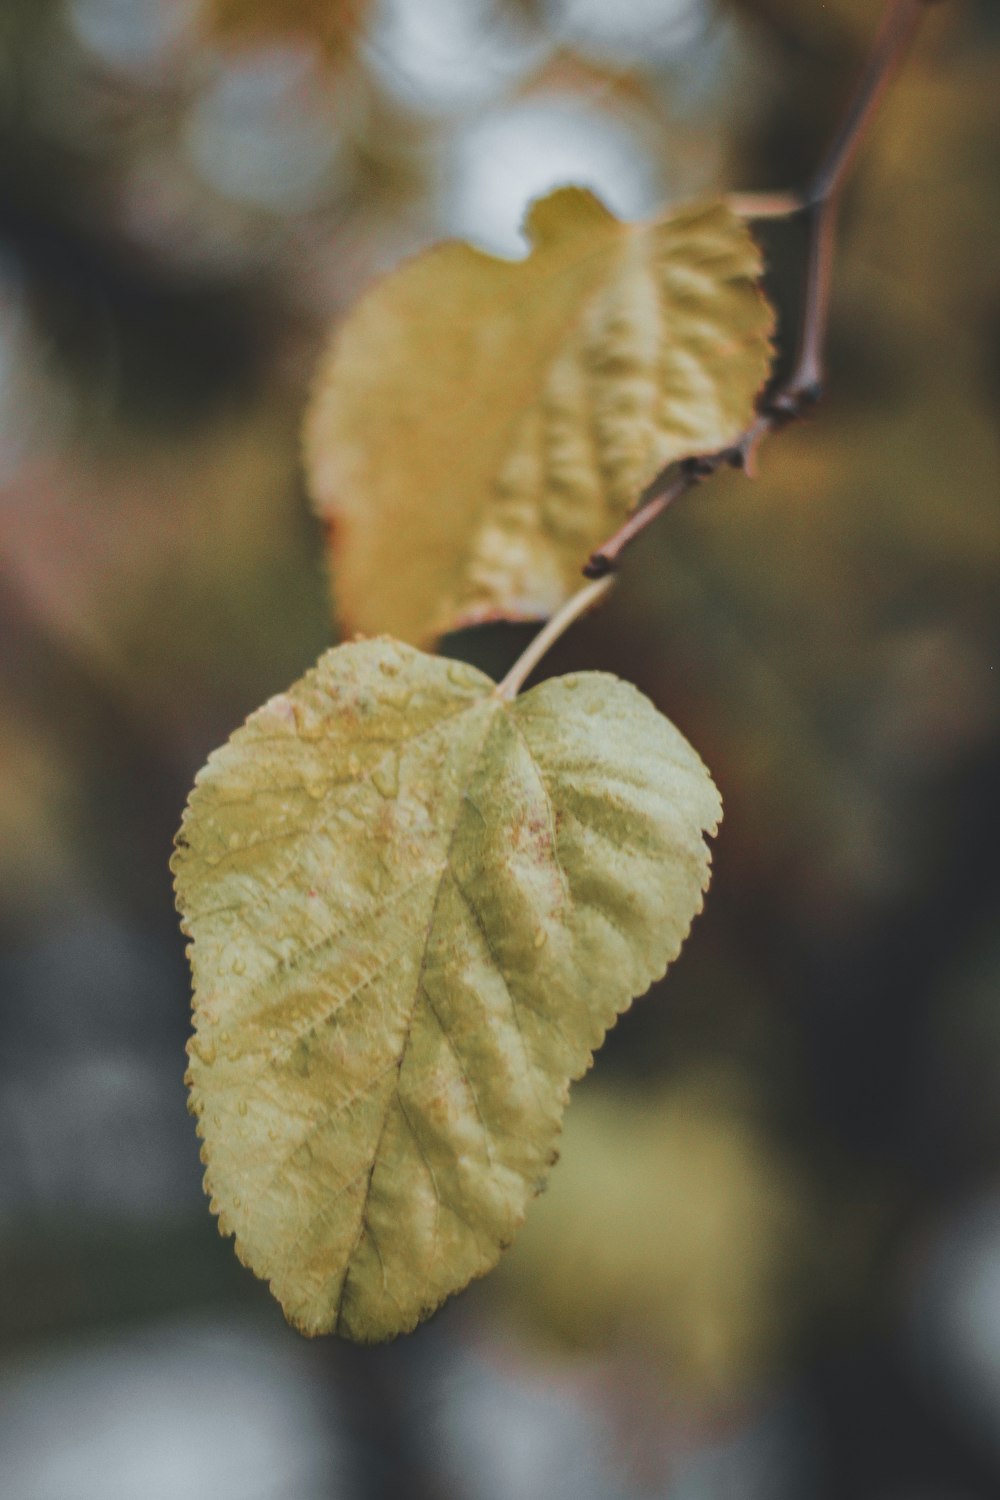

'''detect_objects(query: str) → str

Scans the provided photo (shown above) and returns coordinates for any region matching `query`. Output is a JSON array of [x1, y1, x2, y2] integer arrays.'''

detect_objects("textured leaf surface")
[[173, 638, 720, 1339], [304, 188, 774, 645]]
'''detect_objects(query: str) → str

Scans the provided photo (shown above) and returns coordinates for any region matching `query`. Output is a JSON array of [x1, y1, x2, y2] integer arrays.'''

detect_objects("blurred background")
[[2, 0, 999, 1495]]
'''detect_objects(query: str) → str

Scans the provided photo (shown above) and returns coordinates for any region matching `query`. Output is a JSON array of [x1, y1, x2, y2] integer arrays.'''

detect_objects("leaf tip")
[[521, 184, 617, 251]]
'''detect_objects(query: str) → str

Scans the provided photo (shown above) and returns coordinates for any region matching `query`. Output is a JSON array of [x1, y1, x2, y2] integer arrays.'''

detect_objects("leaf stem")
[[585, 0, 932, 580], [495, 575, 616, 699]]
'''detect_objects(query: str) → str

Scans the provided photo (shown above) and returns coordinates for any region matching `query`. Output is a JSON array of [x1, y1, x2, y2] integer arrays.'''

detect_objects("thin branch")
[[804, 0, 928, 207], [584, 0, 932, 581], [728, 192, 801, 221], [495, 575, 615, 699]]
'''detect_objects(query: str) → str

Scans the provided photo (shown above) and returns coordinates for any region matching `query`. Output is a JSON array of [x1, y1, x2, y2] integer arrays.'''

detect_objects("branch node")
[[681, 454, 717, 480], [763, 381, 824, 427], [582, 553, 615, 580]]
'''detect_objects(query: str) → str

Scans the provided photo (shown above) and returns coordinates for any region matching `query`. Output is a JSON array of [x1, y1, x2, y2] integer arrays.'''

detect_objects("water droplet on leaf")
[[448, 661, 481, 690]]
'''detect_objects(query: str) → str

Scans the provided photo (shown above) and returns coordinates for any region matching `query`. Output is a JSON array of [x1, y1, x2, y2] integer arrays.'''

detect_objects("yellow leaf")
[[173, 637, 720, 1339], [201, 0, 367, 58], [497, 1078, 816, 1396], [304, 189, 774, 645]]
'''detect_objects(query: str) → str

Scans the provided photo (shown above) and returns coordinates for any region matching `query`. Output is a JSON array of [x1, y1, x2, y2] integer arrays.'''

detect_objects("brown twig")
[[584, 0, 932, 582]]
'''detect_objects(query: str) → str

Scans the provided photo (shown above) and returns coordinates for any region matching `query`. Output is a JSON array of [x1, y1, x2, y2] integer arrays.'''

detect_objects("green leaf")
[[173, 638, 720, 1339]]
